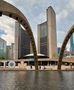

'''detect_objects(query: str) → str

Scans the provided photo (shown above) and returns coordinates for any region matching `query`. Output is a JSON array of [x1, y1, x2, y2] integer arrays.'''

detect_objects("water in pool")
[[0, 71, 74, 90]]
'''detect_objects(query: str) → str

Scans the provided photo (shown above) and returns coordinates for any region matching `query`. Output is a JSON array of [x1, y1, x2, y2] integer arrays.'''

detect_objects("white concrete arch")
[[58, 25, 74, 70], [0, 0, 38, 70]]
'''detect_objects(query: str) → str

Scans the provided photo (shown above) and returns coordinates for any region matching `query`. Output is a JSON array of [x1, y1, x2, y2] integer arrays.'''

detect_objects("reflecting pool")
[[0, 71, 74, 90]]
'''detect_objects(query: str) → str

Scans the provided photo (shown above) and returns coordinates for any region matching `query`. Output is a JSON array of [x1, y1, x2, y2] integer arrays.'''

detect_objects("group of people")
[[30, 65, 46, 70]]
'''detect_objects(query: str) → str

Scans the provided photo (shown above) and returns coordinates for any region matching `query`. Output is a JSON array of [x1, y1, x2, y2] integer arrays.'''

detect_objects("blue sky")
[[0, 0, 74, 49]]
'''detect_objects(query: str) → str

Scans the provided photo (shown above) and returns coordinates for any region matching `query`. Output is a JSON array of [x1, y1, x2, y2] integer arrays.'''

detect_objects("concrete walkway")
[[0, 65, 74, 71]]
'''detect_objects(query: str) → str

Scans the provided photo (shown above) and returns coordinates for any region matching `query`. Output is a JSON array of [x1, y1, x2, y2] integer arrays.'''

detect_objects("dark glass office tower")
[[38, 22, 48, 56], [18, 27, 31, 58], [15, 22, 32, 59]]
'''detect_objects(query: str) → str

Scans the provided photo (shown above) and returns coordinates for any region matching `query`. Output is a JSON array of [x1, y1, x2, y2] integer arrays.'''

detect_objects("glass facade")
[[0, 38, 6, 59], [40, 22, 48, 56], [70, 34, 74, 54], [18, 26, 31, 59]]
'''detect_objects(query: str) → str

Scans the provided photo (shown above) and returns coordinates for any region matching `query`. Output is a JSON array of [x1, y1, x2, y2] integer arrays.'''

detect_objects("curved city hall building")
[[58, 25, 74, 70], [0, 0, 38, 70], [38, 6, 57, 58]]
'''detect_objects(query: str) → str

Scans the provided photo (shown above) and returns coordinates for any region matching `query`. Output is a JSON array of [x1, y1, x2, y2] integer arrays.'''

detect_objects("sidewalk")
[[0, 65, 74, 71]]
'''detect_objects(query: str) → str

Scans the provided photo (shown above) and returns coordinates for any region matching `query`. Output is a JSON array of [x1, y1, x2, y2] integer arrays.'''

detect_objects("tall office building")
[[6, 43, 15, 60], [38, 22, 48, 56], [10, 43, 15, 59], [70, 34, 74, 54], [0, 37, 6, 59], [14, 22, 32, 59], [6, 45, 11, 60], [38, 6, 57, 58]]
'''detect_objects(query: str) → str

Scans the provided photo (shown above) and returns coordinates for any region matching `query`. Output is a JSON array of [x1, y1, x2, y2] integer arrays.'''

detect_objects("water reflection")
[[0, 71, 74, 90]]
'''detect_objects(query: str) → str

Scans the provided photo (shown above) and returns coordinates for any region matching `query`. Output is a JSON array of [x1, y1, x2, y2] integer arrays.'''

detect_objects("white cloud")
[[67, 0, 74, 11], [1, 34, 14, 45], [57, 0, 74, 21], [57, 30, 70, 50], [56, 0, 74, 49], [1, 0, 74, 48], [57, 30, 66, 43], [0, 0, 15, 45], [57, 9, 68, 21], [0, 15, 15, 45], [1, 0, 49, 46]]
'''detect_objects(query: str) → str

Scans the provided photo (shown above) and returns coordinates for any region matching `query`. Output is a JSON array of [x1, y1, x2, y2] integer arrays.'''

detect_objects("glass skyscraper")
[[39, 22, 48, 56], [18, 26, 31, 58], [0, 38, 6, 59], [15, 22, 32, 59], [70, 34, 74, 54]]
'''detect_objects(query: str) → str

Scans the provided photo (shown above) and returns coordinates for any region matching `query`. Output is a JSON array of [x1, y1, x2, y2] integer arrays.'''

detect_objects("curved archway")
[[58, 25, 74, 70], [0, 0, 38, 70]]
